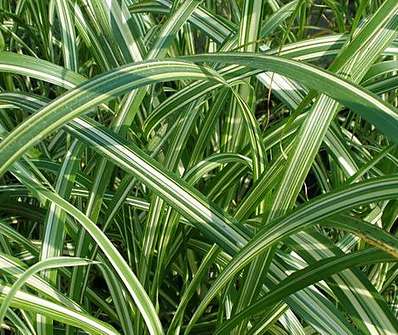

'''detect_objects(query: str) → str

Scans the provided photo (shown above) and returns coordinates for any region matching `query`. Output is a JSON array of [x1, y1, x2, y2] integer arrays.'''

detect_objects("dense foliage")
[[1, 0, 398, 334]]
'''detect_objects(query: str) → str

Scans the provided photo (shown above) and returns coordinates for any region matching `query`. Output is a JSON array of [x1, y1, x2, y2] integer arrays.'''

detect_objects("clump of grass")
[[0, 0, 398, 334]]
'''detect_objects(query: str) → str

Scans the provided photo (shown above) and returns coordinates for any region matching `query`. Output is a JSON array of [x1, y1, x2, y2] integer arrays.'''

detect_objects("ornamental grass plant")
[[1, 0, 398, 334]]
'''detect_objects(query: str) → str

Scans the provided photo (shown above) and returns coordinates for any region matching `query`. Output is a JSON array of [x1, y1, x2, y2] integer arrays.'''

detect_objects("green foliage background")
[[0, 0, 398, 334]]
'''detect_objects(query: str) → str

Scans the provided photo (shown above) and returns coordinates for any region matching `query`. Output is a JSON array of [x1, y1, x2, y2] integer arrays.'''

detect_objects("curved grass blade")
[[0, 257, 95, 325]]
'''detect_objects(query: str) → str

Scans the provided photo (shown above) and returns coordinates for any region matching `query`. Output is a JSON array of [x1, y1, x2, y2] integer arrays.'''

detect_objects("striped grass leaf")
[[185, 175, 398, 332]]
